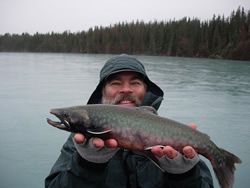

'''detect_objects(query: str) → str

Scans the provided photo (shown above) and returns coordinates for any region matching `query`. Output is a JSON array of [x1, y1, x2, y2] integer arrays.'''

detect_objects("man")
[[45, 54, 213, 188]]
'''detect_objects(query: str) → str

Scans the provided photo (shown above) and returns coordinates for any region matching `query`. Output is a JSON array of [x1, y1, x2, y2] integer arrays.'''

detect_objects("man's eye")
[[110, 81, 121, 86], [131, 80, 143, 85]]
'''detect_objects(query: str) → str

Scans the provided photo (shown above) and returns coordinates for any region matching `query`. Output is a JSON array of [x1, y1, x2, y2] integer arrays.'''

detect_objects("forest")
[[0, 7, 249, 60]]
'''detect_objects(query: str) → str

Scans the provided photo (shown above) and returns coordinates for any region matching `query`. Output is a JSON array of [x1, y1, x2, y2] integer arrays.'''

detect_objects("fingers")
[[93, 138, 118, 148], [74, 133, 86, 144], [73, 133, 118, 149], [151, 146, 164, 157], [151, 145, 197, 159], [162, 146, 178, 159], [151, 146, 178, 159], [105, 139, 118, 148], [183, 146, 196, 159], [92, 137, 105, 148], [73, 133, 104, 148]]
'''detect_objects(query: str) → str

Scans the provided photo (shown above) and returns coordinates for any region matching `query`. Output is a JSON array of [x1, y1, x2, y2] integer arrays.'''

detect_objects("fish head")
[[47, 107, 91, 133]]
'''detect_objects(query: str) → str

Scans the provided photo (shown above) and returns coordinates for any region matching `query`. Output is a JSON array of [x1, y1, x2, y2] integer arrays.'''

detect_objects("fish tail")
[[212, 148, 241, 188]]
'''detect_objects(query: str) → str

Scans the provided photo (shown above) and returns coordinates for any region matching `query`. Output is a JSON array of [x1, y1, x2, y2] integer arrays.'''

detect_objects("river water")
[[0, 52, 249, 188]]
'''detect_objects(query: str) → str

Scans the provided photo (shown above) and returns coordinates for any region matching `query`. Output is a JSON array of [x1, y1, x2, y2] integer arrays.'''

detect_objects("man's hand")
[[73, 133, 119, 163], [150, 145, 196, 159], [74, 133, 118, 148]]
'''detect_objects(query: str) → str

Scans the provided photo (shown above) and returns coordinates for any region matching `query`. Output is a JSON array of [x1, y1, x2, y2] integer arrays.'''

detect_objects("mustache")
[[102, 93, 142, 106]]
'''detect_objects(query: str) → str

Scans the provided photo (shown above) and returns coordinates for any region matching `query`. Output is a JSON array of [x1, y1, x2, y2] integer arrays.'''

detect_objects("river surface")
[[0, 52, 249, 188]]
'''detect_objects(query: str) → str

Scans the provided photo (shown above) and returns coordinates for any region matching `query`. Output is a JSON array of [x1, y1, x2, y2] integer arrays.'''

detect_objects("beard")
[[101, 93, 143, 106]]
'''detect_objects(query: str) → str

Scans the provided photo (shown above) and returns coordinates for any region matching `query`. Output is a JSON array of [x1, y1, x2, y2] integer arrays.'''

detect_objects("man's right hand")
[[74, 133, 118, 148], [73, 133, 119, 163]]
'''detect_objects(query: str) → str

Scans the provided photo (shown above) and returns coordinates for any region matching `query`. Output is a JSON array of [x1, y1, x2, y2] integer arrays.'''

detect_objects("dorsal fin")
[[137, 106, 158, 115]]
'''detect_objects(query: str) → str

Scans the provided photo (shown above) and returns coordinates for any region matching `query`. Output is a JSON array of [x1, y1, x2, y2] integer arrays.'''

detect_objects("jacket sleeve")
[[164, 160, 214, 188], [44, 134, 108, 188]]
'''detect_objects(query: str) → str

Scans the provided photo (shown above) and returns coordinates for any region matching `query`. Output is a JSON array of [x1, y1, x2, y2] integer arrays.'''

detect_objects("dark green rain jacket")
[[45, 55, 214, 188]]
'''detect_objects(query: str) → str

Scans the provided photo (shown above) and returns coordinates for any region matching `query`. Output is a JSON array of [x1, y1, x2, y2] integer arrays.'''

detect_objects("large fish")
[[47, 104, 241, 188]]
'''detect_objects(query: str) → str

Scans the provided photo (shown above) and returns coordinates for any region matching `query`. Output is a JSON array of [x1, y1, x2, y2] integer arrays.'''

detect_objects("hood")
[[87, 54, 164, 110]]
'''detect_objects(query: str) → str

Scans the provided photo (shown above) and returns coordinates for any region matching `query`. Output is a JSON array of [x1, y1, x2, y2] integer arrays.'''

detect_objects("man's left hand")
[[150, 145, 197, 159]]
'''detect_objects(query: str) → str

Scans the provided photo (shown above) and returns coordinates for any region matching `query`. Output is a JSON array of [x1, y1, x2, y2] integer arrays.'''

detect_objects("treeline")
[[0, 7, 249, 60]]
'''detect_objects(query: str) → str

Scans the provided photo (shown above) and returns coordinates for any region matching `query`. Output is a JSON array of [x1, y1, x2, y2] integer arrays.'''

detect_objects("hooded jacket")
[[45, 54, 213, 188], [87, 54, 164, 110]]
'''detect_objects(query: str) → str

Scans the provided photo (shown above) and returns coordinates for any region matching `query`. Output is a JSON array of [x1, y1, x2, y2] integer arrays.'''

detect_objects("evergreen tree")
[[0, 7, 249, 60]]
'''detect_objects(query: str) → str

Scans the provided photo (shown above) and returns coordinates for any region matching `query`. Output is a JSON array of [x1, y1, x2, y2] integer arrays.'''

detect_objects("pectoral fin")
[[135, 150, 165, 172], [85, 128, 112, 140], [87, 129, 112, 135]]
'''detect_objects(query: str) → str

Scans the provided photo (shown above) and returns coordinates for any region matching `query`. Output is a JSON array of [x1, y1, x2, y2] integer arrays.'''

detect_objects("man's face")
[[101, 71, 147, 107]]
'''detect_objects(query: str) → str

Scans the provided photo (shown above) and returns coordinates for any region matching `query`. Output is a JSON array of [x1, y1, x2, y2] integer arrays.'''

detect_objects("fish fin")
[[148, 155, 165, 172], [144, 145, 165, 150], [212, 148, 241, 188], [137, 106, 158, 115], [136, 150, 165, 172], [87, 129, 111, 135], [143, 146, 166, 171]]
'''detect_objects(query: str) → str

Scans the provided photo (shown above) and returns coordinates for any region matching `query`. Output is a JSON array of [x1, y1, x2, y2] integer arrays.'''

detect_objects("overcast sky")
[[1, 0, 250, 34]]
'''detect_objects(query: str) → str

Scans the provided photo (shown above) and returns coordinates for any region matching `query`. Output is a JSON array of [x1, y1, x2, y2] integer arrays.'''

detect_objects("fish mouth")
[[47, 111, 70, 130]]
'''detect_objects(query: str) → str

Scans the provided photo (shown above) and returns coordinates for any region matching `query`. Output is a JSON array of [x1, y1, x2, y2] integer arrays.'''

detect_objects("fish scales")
[[98, 106, 204, 150], [47, 104, 241, 188]]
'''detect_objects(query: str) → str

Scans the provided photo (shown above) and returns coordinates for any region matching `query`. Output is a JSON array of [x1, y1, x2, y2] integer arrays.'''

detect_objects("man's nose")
[[119, 83, 133, 93]]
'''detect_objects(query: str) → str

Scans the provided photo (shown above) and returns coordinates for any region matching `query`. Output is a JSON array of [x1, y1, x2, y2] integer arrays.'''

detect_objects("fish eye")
[[62, 111, 69, 118]]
